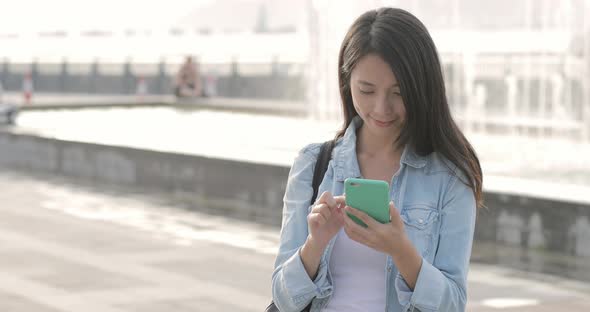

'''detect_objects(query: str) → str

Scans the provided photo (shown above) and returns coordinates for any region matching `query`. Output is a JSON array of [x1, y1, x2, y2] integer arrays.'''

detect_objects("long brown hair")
[[336, 8, 483, 208]]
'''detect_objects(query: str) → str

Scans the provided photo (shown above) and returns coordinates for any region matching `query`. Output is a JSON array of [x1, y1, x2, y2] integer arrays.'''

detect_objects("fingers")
[[311, 203, 331, 220], [333, 195, 346, 210], [343, 209, 370, 241], [316, 191, 344, 211], [307, 211, 327, 227], [345, 206, 378, 228], [315, 191, 334, 206], [315, 191, 332, 205]]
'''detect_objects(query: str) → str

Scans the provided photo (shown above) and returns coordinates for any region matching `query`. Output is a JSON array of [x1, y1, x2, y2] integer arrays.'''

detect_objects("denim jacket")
[[271, 116, 477, 312]]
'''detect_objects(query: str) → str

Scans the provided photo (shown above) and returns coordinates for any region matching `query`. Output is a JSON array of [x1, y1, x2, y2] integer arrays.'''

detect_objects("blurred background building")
[[2, 1, 589, 139], [2, 0, 587, 179]]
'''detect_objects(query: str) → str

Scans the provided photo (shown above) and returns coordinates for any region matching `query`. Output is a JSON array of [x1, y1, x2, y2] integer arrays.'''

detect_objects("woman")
[[272, 7, 482, 312], [174, 56, 201, 98]]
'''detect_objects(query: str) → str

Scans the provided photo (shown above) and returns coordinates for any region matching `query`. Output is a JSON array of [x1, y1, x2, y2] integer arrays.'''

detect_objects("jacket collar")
[[333, 115, 427, 182]]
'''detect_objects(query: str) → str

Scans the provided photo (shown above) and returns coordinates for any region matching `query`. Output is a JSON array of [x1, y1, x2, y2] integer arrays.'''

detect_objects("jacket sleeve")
[[271, 143, 333, 312], [395, 172, 477, 311]]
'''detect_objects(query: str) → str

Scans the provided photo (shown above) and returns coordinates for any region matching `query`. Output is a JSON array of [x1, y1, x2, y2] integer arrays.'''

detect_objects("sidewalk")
[[2, 92, 306, 116], [2, 92, 175, 109], [1, 169, 589, 312]]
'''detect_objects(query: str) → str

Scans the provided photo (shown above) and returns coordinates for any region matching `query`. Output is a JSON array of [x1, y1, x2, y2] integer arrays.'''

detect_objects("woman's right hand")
[[301, 191, 345, 280], [307, 191, 346, 250]]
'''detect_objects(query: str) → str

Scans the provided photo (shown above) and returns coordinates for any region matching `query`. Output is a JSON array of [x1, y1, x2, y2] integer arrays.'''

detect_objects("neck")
[[356, 124, 403, 159]]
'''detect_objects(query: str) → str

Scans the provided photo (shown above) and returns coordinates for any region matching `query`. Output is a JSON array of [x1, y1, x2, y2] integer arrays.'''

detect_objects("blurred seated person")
[[174, 56, 202, 97]]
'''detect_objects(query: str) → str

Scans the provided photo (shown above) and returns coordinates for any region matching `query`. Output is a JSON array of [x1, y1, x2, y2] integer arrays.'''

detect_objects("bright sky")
[[0, 0, 218, 33]]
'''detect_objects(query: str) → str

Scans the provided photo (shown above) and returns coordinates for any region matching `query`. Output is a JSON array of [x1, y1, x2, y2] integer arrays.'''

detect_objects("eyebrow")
[[357, 80, 399, 88]]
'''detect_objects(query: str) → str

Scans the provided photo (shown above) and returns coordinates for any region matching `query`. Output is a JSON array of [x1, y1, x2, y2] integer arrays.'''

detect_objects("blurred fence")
[[0, 59, 306, 100]]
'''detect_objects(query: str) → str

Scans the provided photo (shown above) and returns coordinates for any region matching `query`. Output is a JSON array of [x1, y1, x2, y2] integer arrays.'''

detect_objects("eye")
[[392, 91, 401, 97], [359, 90, 374, 95]]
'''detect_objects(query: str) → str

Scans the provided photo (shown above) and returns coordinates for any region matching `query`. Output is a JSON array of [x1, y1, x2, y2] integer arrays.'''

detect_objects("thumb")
[[333, 195, 345, 209], [389, 200, 400, 222]]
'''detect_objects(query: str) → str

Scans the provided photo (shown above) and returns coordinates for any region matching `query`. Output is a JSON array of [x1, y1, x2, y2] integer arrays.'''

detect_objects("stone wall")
[[1, 129, 588, 258]]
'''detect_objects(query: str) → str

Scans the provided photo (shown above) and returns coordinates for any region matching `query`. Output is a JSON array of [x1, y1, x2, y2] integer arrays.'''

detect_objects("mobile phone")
[[344, 178, 390, 227]]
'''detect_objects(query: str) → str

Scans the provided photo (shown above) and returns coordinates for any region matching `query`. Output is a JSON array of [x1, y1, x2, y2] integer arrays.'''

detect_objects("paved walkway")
[[1, 170, 589, 312], [1, 92, 306, 116], [2, 92, 175, 109]]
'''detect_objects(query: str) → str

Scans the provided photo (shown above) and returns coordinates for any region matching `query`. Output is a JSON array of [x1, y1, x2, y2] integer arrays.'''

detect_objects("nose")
[[373, 93, 393, 116]]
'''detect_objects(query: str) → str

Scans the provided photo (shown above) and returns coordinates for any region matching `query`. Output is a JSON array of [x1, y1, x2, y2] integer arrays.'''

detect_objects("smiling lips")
[[373, 117, 394, 127]]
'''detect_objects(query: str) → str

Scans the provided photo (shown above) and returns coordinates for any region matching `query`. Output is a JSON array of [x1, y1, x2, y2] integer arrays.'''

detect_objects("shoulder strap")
[[310, 140, 335, 205]]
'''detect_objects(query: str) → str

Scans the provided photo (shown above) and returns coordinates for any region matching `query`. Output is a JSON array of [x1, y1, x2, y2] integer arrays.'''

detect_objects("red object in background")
[[22, 72, 33, 105]]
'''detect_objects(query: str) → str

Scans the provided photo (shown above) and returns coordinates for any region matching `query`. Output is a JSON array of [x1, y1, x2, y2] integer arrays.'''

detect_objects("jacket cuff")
[[395, 258, 445, 311], [281, 246, 332, 306]]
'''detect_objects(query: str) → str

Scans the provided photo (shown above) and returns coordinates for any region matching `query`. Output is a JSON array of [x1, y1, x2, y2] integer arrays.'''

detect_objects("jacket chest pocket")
[[400, 204, 439, 256]]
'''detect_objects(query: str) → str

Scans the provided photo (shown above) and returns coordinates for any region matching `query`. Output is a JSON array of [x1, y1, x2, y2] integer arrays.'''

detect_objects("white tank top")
[[322, 227, 387, 311]]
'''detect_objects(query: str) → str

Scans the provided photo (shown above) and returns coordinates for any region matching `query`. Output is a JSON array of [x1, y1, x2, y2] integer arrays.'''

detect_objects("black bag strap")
[[310, 140, 335, 205], [265, 140, 335, 312]]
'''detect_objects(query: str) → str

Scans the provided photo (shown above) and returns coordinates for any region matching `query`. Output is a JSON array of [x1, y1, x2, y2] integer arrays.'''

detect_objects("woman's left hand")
[[343, 200, 407, 256]]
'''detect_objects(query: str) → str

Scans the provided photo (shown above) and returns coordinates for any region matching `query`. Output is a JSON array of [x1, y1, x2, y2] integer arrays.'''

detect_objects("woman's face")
[[350, 53, 406, 138]]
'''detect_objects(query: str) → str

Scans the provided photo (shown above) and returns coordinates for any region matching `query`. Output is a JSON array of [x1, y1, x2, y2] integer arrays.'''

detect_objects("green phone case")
[[344, 178, 390, 227]]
